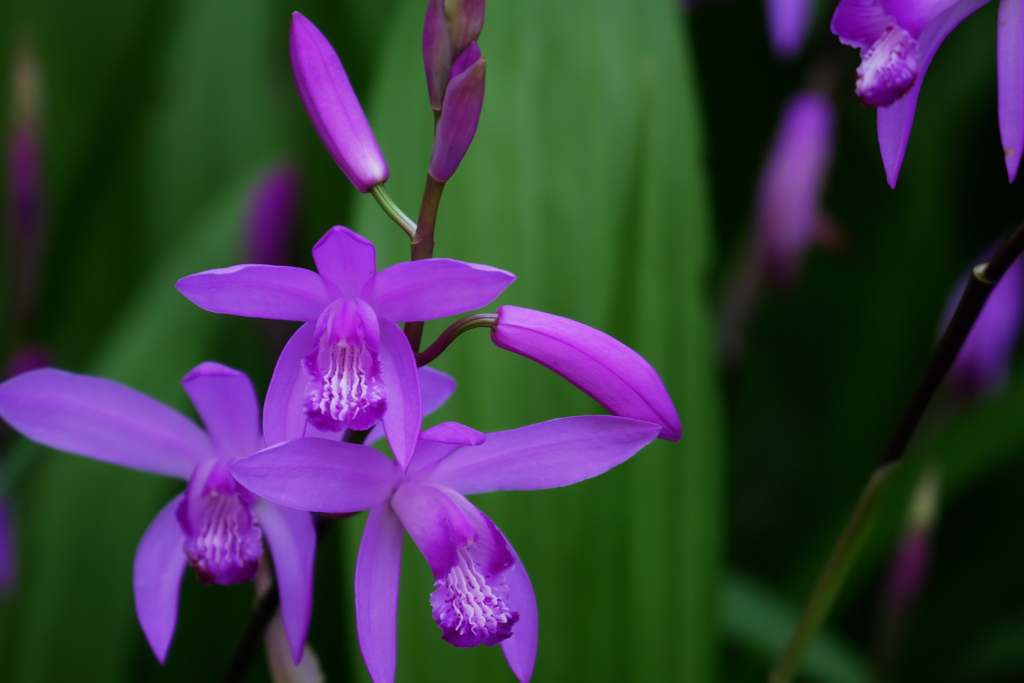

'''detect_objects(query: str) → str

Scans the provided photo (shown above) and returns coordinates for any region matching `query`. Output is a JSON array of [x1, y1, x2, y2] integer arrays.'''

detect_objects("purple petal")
[[176, 264, 329, 321], [500, 535, 537, 683], [254, 500, 317, 664], [999, 0, 1024, 182], [378, 322, 422, 469], [421, 421, 486, 446], [446, 0, 486, 52], [429, 44, 486, 182], [428, 416, 660, 494], [133, 493, 188, 664], [831, 0, 892, 48], [290, 12, 389, 192], [882, 0, 962, 36], [265, 323, 333, 445], [231, 438, 397, 513], [367, 259, 515, 323], [355, 504, 405, 683], [391, 483, 470, 575], [366, 366, 456, 446], [491, 306, 682, 441], [0, 368, 212, 479], [877, 0, 990, 187], [311, 226, 378, 297], [766, 0, 813, 58], [181, 362, 262, 461], [245, 163, 300, 266], [422, 0, 452, 110]]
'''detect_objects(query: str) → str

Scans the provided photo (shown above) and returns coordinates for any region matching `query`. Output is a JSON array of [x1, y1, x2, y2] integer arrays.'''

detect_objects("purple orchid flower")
[[0, 362, 316, 664], [232, 415, 662, 683], [830, 0, 1013, 185], [765, 0, 814, 59], [290, 12, 389, 192], [489, 305, 681, 441], [176, 225, 514, 465], [246, 163, 300, 267]]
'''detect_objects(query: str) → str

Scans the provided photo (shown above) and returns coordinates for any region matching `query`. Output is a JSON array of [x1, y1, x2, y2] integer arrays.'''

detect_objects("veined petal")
[[176, 264, 329, 321], [366, 366, 456, 446], [254, 500, 317, 664], [491, 306, 682, 441], [231, 439, 397, 513], [0, 368, 212, 479], [311, 226, 377, 298], [355, 504, 404, 683], [499, 536, 537, 683], [999, 0, 1024, 182], [367, 259, 515, 323], [831, 0, 893, 48], [428, 416, 660, 495], [882, 0, 962, 36], [378, 322, 422, 469], [182, 362, 262, 461], [134, 493, 189, 664], [877, 0, 991, 187]]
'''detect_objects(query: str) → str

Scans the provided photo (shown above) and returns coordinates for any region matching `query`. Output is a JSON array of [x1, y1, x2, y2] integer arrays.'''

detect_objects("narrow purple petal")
[[766, 0, 813, 58], [999, 0, 1024, 182], [254, 500, 317, 664], [391, 483, 469, 576], [290, 12, 389, 192], [0, 368, 212, 479], [491, 306, 682, 441], [181, 362, 262, 461], [366, 366, 456, 446], [245, 163, 300, 266], [355, 504, 404, 683], [367, 259, 515, 323], [133, 493, 188, 664], [446, 0, 486, 52], [264, 323, 333, 445], [231, 439, 397, 513], [378, 322, 422, 469], [500, 535, 537, 683], [420, 421, 486, 446], [429, 44, 486, 182], [882, 0, 962, 36], [877, 0, 990, 187], [176, 264, 329, 321], [422, 0, 452, 110], [428, 416, 660, 494], [831, 0, 892, 49], [311, 226, 377, 298]]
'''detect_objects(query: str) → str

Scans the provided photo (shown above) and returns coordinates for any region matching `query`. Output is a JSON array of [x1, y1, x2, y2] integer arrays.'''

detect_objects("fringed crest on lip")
[[856, 24, 920, 107], [177, 459, 263, 585], [304, 298, 386, 432], [430, 543, 519, 647]]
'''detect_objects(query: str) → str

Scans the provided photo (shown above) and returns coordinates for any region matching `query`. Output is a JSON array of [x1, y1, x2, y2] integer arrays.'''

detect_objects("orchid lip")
[[856, 24, 920, 107]]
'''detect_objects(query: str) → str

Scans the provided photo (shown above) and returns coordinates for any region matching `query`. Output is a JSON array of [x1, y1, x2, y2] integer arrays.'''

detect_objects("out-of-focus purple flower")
[[830, 0, 1012, 186], [233, 415, 661, 683], [0, 362, 316, 664], [755, 92, 835, 287], [4, 345, 48, 379], [422, 0, 485, 110], [942, 252, 1024, 397], [246, 164, 300, 266], [256, 562, 325, 683], [176, 225, 514, 464], [489, 306, 681, 441], [0, 495, 15, 595], [290, 12, 388, 192], [429, 43, 486, 182], [765, 0, 814, 58]]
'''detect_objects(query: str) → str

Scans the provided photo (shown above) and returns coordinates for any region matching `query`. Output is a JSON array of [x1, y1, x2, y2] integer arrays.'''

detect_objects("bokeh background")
[[1, 0, 1023, 681]]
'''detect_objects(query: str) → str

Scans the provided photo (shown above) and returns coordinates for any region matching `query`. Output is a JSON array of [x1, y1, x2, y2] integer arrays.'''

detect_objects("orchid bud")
[[245, 163, 300, 266], [444, 0, 485, 53], [754, 92, 835, 287], [943, 252, 1024, 398], [289, 12, 388, 192], [428, 43, 486, 182], [422, 0, 453, 111], [490, 305, 681, 441]]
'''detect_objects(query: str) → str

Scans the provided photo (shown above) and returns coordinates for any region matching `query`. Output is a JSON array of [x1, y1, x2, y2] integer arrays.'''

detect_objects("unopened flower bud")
[[245, 163, 300, 266], [422, 0, 453, 111], [755, 92, 835, 287], [290, 12, 388, 192], [429, 44, 486, 182], [444, 0, 485, 53], [491, 305, 681, 441]]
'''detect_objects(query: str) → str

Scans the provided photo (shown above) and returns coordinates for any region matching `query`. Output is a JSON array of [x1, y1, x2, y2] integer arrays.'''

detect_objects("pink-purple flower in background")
[[232, 415, 661, 683]]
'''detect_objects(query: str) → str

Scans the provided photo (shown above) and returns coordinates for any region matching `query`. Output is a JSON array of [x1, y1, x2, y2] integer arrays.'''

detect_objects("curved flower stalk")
[[232, 415, 662, 683], [290, 12, 388, 192], [831, 0, 1008, 185], [176, 225, 515, 465], [0, 362, 316, 664], [488, 305, 682, 440]]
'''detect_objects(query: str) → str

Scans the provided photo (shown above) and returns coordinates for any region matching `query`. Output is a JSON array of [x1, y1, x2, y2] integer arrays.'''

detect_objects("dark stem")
[[404, 174, 446, 354], [416, 314, 497, 366], [222, 428, 370, 683]]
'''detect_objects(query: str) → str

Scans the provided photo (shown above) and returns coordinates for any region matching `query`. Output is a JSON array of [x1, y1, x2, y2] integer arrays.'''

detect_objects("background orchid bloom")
[[232, 415, 662, 683], [176, 225, 514, 464], [0, 362, 316, 664]]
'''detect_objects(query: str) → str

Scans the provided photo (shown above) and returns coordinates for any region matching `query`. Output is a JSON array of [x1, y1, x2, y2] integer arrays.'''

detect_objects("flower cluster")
[[0, 9, 680, 683]]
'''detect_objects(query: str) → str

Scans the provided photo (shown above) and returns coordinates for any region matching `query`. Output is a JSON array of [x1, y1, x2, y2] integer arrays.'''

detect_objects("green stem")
[[370, 184, 417, 240]]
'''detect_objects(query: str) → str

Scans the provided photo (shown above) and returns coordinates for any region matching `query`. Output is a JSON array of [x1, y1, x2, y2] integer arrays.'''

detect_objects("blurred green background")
[[1, 0, 1023, 681]]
